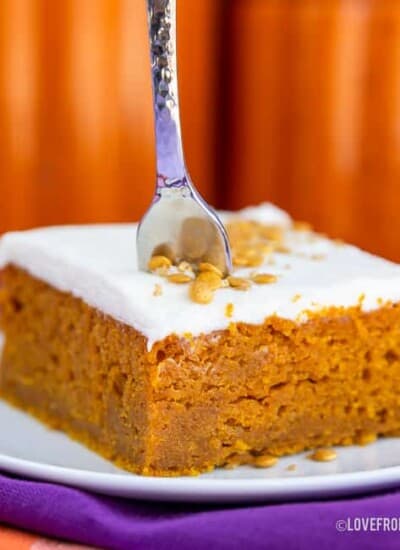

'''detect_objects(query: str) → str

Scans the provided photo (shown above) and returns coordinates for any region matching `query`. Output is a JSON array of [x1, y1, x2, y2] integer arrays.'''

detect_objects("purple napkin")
[[1, 472, 400, 550]]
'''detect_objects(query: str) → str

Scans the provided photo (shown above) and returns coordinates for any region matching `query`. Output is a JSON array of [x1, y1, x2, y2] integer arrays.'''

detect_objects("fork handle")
[[146, 0, 187, 188]]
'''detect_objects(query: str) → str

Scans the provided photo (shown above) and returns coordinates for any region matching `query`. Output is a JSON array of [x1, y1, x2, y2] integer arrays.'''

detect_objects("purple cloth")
[[1, 473, 400, 550]]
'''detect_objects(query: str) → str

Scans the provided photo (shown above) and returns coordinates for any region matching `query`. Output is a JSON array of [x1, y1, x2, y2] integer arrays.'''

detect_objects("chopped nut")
[[197, 271, 222, 290], [308, 448, 337, 462], [148, 255, 172, 273], [198, 262, 223, 278], [244, 250, 265, 266], [167, 273, 193, 284], [291, 293, 301, 303], [311, 254, 326, 261], [233, 252, 264, 268], [251, 273, 278, 285], [228, 276, 251, 291], [286, 464, 297, 472], [153, 284, 163, 297], [258, 243, 275, 255], [177, 261, 193, 273], [232, 255, 249, 267], [225, 303, 234, 318], [253, 454, 278, 468], [226, 220, 259, 243], [227, 219, 292, 274], [189, 280, 214, 304], [260, 225, 284, 242]]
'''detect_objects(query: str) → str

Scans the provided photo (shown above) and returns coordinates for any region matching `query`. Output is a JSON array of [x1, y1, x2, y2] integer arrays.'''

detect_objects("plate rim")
[[1, 451, 400, 503]]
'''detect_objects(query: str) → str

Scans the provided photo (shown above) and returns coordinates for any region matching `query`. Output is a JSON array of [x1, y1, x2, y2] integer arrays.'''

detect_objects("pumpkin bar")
[[1, 204, 400, 476]]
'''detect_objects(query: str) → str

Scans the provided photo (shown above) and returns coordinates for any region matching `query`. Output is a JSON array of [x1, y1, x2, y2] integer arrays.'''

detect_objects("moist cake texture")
[[1, 204, 400, 475]]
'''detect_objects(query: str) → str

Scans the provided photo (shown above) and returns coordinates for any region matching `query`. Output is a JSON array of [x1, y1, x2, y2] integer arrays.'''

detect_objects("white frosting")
[[1, 203, 400, 349]]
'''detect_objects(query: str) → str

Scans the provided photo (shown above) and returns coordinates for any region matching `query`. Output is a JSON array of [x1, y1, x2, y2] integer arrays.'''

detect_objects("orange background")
[[1, 0, 400, 260]]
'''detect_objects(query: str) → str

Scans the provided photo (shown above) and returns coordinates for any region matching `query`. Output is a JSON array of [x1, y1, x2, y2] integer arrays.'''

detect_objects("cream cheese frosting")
[[1, 203, 400, 349]]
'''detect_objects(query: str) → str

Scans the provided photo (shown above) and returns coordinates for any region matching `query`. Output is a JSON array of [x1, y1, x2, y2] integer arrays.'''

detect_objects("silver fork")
[[137, 0, 231, 275]]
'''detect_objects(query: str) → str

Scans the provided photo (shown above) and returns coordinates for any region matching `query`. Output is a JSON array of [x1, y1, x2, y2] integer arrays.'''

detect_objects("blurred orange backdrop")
[[1, 0, 400, 261], [225, 0, 400, 261], [0, 0, 222, 227]]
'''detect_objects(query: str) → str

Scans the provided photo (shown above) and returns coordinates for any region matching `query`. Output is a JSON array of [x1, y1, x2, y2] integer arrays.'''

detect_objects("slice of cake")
[[1, 203, 400, 476]]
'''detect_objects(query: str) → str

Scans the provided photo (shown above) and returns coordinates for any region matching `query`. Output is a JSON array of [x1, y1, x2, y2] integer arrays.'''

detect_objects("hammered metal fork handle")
[[147, 0, 188, 189]]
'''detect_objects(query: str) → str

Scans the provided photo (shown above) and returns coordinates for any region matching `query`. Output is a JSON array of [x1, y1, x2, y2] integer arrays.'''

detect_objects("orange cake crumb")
[[2, 265, 400, 476]]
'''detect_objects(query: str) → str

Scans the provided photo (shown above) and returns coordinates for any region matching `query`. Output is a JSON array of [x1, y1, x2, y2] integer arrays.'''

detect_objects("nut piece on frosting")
[[148, 214, 291, 304], [189, 280, 215, 304], [196, 271, 223, 290], [152, 283, 163, 296], [251, 273, 278, 285], [148, 255, 172, 274], [199, 262, 223, 278], [228, 276, 251, 291], [167, 273, 193, 284]]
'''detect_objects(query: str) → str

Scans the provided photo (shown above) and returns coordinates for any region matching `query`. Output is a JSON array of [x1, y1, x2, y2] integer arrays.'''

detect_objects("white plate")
[[1, 400, 400, 503]]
